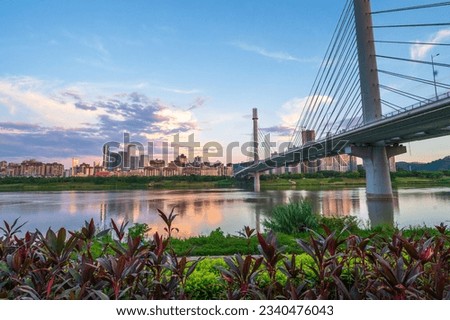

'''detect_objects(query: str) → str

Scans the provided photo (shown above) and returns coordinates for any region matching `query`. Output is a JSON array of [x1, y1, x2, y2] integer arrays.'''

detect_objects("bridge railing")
[[342, 91, 450, 133], [382, 91, 450, 120]]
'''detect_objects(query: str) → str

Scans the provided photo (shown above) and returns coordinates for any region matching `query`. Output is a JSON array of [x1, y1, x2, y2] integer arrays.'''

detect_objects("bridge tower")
[[348, 0, 405, 198], [252, 108, 261, 192]]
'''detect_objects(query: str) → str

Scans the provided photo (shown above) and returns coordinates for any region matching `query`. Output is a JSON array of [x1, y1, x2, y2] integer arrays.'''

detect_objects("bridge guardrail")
[[344, 92, 450, 133], [382, 92, 450, 120]]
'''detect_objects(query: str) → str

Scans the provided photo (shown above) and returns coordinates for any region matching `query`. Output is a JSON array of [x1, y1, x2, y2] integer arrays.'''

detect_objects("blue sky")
[[0, 0, 449, 167]]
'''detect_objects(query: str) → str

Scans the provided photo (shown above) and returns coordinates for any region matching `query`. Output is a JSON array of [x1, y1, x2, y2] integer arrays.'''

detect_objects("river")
[[0, 187, 449, 237]]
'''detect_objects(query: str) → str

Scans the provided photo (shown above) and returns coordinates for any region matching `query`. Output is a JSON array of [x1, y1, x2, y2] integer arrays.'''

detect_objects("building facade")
[[0, 160, 64, 177]]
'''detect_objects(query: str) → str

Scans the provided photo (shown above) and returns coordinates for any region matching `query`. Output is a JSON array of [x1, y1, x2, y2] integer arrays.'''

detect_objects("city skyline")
[[1, 0, 449, 168]]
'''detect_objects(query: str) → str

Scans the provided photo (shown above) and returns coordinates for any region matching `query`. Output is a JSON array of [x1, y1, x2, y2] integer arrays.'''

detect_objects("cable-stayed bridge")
[[234, 0, 450, 198]]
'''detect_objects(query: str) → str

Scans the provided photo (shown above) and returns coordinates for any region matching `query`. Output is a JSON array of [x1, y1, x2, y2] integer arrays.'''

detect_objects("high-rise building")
[[102, 144, 110, 169], [118, 151, 129, 170], [301, 130, 318, 173], [174, 154, 188, 167], [301, 129, 316, 144], [319, 154, 357, 172], [72, 157, 79, 169], [389, 156, 397, 172]]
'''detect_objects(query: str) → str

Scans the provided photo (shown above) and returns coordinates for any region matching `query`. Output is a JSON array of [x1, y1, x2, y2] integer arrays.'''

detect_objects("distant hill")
[[396, 156, 450, 171]]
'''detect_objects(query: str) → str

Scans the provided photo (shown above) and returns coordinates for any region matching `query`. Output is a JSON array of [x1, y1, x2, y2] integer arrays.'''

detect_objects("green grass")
[[171, 228, 260, 256], [167, 219, 444, 257], [0, 176, 236, 191], [260, 176, 449, 189], [391, 176, 450, 187], [0, 172, 448, 191]]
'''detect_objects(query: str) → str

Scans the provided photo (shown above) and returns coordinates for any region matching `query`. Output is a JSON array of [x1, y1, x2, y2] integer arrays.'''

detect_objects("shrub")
[[263, 201, 319, 234], [184, 259, 226, 299], [321, 215, 360, 234], [0, 212, 448, 300], [127, 223, 151, 239]]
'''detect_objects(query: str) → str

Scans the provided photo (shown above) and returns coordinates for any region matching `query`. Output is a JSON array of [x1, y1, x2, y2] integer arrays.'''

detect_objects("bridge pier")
[[352, 0, 404, 198], [346, 144, 406, 199], [253, 172, 261, 192], [252, 108, 260, 192]]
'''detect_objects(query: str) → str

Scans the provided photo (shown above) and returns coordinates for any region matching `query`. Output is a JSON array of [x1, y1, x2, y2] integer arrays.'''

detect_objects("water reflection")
[[0, 188, 448, 237], [94, 190, 249, 238], [367, 198, 395, 227]]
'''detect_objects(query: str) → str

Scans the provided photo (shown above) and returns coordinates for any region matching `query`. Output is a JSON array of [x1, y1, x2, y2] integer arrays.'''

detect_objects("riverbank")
[[261, 176, 450, 189], [0, 173, 448, 191], [0, 176, 234, 191]]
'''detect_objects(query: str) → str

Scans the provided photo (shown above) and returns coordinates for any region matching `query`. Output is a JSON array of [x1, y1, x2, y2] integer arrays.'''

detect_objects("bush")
[[263, 201, 319, 234], [218, 225, 450, 300], [185, 259, 226, 299], [127, 222, 151, 239], [0, 213, 448, 300], [321, 215, 360, 234]]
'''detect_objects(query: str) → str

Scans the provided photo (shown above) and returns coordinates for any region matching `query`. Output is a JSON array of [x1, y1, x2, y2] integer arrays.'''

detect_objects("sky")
[[0, 0, 449, 167]]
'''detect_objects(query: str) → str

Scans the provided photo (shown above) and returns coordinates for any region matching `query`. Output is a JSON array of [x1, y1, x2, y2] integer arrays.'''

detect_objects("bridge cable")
[[378, 84, 428, 102], [336, 98, 362, 131], [352, 104, 365, 128], [315, 53, 360, 138], [325, 68, 362, 135], [380, 99, 406, 112], [309, 10, 359, 140], [290, 1, 351, 145], [334, 93, 362, 133], [378, 69, 450, 90], [371, 2, 450, 15], [308, 31, 358, 138], [298, 1, 357, 143], [300, 1, 354, 136], [376, 55, 450, 69], [372, 23, 450, 29], [373, 40, 450, 47], [257, 129, 277, 157], [307, 33, 357, 133], [290, 0, 354, 147]]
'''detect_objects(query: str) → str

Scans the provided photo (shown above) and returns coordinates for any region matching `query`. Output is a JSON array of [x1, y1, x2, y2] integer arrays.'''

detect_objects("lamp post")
[[431, 53, 440, 99]]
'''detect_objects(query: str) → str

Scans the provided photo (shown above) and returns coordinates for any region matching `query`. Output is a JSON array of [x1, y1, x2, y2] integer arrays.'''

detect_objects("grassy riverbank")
[[0, 170, 448, 191], [259, 170, 450, 189], [169, 215, 447, 256], [0, 175, 235, 191], [169, 223, 438, 256]]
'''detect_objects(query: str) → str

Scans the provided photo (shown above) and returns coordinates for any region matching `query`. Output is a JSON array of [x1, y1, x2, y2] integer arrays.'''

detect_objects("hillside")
[[396, 156, 450, 171]]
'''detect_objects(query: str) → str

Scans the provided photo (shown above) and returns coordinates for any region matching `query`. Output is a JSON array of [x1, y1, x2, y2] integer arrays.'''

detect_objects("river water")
[[0, 187, 448, 237]]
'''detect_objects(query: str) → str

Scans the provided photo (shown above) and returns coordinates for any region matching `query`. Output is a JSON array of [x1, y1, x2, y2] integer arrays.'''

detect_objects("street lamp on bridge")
[[431, 53, 440, 99]]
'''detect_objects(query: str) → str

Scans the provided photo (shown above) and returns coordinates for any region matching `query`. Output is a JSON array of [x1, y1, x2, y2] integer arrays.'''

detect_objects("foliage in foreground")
[[263, 201, 320, 234], [0, 213, 448, 300]]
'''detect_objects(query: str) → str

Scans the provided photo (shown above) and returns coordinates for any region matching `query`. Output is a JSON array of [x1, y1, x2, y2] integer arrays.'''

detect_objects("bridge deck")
[[235, 94, 450, 177]]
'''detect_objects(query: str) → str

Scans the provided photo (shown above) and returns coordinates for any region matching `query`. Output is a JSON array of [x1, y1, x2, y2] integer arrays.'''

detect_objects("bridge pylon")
[[350, 0, 406, 198], [252, 108, 261, 192]]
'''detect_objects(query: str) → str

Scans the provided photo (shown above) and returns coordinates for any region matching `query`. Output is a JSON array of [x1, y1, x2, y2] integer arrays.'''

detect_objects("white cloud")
[[410, 29, 450, 60], [280, 95, 333, 129], [0, 76, 103, 128], [232, 41, 304, 62], [0, 76, 200, 137], [154, 107, 197, 133], [0, 76, 201, 161]]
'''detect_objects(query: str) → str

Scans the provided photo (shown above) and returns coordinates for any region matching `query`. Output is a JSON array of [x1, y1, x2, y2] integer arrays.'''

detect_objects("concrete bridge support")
[[253, 172, 261, 192], [352, 0, 405, 198], [346, 145, 406, 198], [252, 108, 260, 192]]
